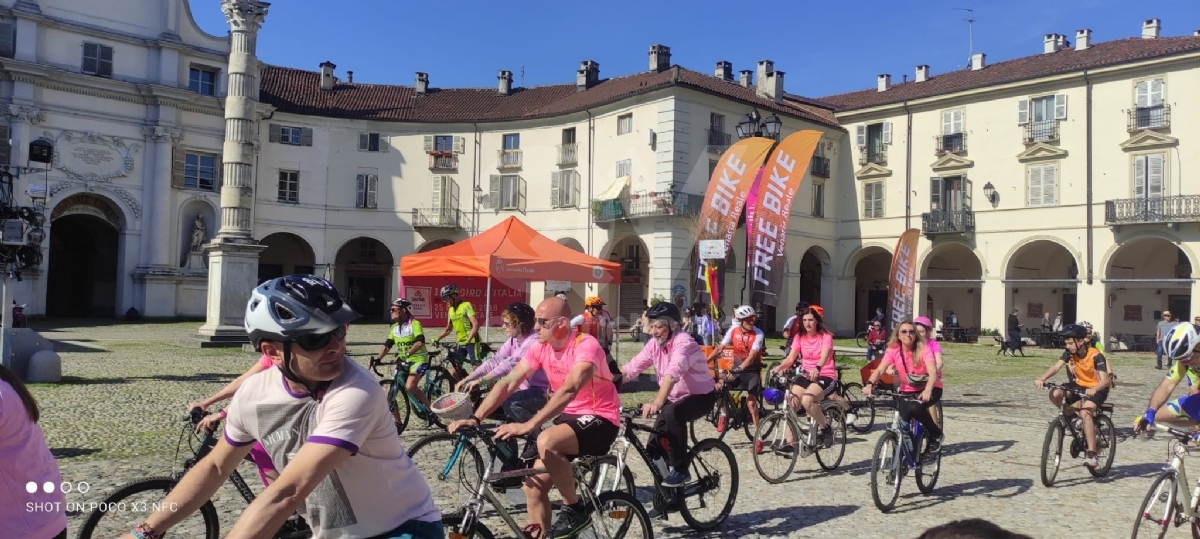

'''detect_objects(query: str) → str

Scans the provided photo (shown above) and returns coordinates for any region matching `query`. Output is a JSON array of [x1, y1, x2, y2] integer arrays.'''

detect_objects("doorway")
[[867, 290, 888, 326], [347, 277, 386, 320], [48, 214, 119, 317], [1063, 294, 1077, 325], [1169, 295, 1191, 323]]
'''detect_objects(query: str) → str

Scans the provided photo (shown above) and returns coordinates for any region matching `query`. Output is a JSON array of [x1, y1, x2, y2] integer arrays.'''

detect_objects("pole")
[[0, 275, 10, 371], [614, 282, 620, 367], [484, 277, 492, 342]]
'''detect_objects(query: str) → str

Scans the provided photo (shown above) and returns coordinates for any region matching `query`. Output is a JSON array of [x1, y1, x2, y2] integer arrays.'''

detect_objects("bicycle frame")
[[1150, 424, 1200, 522], [602, 411, 715, 501]]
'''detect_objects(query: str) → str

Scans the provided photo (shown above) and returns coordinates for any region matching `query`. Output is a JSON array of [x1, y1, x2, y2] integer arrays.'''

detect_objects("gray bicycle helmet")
[[440, 284, 459, 299], [245, 275, 360, 345]]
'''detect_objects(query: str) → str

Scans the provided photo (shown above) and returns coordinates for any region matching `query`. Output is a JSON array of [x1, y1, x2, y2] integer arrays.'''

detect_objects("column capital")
[[5, 105, 44, 125], [221, 0, 270, 32], [143, 126, 183, 144]]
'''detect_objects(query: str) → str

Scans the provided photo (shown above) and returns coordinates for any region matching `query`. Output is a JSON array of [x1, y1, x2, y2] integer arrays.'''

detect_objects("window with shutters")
[[862, 181, 884, 219], [1026, 164, 1058, 207], [1132, 153, 1166, 200], [184, 153, 217, 190], [930, 176, 972, 213], [278, 171, 299, 203], [82, 42, 114, 77], [434, 136, 453, 152], [1019, 95, 1065, 143], [355, 174, 378, 208], [551, 170, 579, 208], [616, 159, 632, 178], [855, 122, 890, 165], [812, 180, 825, 218], [938, 109, 965, 154], [189, 67, 218, 96], [280, 127, 302, 145], [496, 174, 524, 210], [617, 114, 633, 135], [269, 124, 312, 146], [358, 133, 386, 152], [1133, 78, 1167, 129]]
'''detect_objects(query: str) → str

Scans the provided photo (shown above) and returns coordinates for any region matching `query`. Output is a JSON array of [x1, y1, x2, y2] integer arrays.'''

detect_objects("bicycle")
[[433, 340, 493, 382], [752, 373, 847, 483], [371, 350, 455, 435], [688, 368, 761, 445], [441, 426, 652, 539], [76, 409, 311, 539], [834, 364, 875, 433], [589, 406, 738, 530], [1131, 423, 1200, 538], [1038, 382, 1116, 487], [868, 390, 942, 513]]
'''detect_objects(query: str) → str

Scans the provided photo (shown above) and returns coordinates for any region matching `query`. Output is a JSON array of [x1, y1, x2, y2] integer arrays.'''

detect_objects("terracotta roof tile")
[[813, 36, 1200, 111], [259, 64, 844, 130]]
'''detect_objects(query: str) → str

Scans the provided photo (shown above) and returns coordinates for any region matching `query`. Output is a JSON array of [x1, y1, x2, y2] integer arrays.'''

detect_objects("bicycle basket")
[[430, 392, 473, 422]]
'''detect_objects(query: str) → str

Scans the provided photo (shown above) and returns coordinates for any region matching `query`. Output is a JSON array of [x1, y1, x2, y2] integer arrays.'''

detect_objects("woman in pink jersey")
[[1, 364, 66, 539], [188, 354, 278, 485], [772, 306, 837, 448], [864, 319, 944, 455], [914, 316, 945, 427]]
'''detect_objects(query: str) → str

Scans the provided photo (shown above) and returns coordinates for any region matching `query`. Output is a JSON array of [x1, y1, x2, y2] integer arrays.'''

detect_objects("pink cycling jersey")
[[791, 332, 836, 379], [880, 345, 942, 392], [521, 331, 621, 425]]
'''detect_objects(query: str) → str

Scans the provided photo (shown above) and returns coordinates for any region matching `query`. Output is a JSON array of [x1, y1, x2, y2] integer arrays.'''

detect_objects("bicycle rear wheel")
[[680, 438, 738, 531], [814, 405, 846, 470], [916, 433, 941, 494], [75, 477, 220, 539], [584, 455, 637, 501], [380, 379, 411, 436], [841, 382, 875, 433], [1130, 469, 1179, 539], [689, 396, 727, 445], [1090, 414, 1117, 477], [856, 331, 868, 348], [420, 367, 456, 428], [408, 433, 485, 516], [579, 491, 653, 539], [1039, 417, 1064, 487], [752, 412, 799, 483], [870, 431, 901, 513]]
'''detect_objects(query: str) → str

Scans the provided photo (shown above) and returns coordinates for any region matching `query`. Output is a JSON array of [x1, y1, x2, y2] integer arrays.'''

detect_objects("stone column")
[[980, 277, 1007, 337], [190, 0, 269, 346], [141, 126, 181, 268]]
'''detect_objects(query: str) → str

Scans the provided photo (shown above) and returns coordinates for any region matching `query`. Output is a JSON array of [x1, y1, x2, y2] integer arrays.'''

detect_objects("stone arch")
[[919, 241, 985, 332], [334, 237, 396, 320], [839, 242, 892, 278], [850, 245, 893, 326], [417, 238, 455, 253], [605, 234, 651, 327], [258, 232, 318, 282], [798, 245, 833, 308], [556, 237, 585, 253], [50, 192, 126, 230], [1001, 236, 1082, 280], [552, 237, 588, 305], [47, 192, 128, 317], [1099, 231, 1197, 280], [1102, 234, 1195, 338], [178, 197, 217, 267]]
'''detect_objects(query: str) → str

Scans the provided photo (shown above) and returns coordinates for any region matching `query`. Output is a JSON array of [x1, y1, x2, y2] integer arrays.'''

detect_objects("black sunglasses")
[[536, 316, 563, 327], [294, 326, 347, 351]]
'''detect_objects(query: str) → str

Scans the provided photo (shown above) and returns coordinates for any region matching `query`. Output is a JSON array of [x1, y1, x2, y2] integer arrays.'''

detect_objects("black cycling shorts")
[[555, 414, 619, 458], [1062, 382, 1109, 407], [793, 376, 839, 398], [728, 369, 763, 396]]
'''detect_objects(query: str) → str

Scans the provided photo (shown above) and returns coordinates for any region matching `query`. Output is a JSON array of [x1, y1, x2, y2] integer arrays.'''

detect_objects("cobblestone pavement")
[[29, 321, 1183, 538]]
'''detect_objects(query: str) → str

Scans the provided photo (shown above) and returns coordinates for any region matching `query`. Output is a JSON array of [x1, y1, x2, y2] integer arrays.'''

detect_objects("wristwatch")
[[468, 415, 482, 425]]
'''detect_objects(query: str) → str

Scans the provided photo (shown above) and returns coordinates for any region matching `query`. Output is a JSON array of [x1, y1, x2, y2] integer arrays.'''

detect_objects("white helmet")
[[1167, 323, 1200, 362], [734, 305, 757, 320]]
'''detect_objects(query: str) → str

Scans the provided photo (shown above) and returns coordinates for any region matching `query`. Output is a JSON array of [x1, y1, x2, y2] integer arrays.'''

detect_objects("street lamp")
[[735, 108, 783, 140], [982, 182, 997, 205]]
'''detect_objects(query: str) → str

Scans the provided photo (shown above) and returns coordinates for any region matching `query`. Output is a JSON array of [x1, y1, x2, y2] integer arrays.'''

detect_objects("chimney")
[[1195, 30, 1200, 37], [498, 70, 513, 96], [319, 61, 336, 91], [346, 70, 353, 83], [755, 60, 774, 91], [576, 60, 599, 92], [915, 64, 930, 82], [1043, 34, 1069, 53], [738, 70, 753, 88], [970, 53, 986, 70], [1143, 18, 1161, 39], [415, 72, 429, 95], [649, 44, 671, 72], [1075, 29, 1091, 51], [761, 70, 784, 104], [877, 74, 890, 92], [715, 61, 732, 81]]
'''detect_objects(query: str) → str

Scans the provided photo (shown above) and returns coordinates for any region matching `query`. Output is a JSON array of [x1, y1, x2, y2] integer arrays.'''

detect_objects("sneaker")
[[821, 427, 834, 448], [1156, 364, 1163, 370], [521, 440, 539, 461], [924, 436, 943, 456], [754, 439, 764, 454], [1084, 451, 1098, 468], [661, 467, 690, 488], [549, 502, 592, 539], [777, 443, 796, 455], [716, 416, 727, 433], [845, 411, 858, 425]]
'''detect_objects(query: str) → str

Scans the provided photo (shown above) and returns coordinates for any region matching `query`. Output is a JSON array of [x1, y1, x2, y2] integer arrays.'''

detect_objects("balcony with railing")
[[935, 133, 967, 155], [706, 129, 731, 154], [921, 209, 975, 236], [497, 149, 522, 169], [810, 156, 830, 178], [411, 207, 463, 228], [1023, 121, 1059, 144], [592, 190, 703, 224], [556, 143, 578, 165], [858, 145, 887, 166], [428, 153, 457, 170], [1128, 104, 1171, 131], [1105, 195, 1200, 225]]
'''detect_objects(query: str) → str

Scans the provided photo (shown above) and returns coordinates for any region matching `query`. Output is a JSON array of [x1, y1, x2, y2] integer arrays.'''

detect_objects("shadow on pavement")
[[942, 439, 1018, 457], [50, 373, 240, 386], [51, 448, 102, 459], [890, 477, 1034, 514], [665, 504, 858, 537]]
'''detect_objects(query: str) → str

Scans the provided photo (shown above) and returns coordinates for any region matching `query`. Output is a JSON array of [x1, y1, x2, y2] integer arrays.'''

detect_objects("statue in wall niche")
[[190, 213, 206, 252]]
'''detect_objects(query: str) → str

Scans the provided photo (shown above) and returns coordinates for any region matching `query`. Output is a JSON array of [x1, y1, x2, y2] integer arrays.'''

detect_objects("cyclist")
[[866, 320, 887, 362], [864, 319, 944, 457], [780, 301, 809, 344], [1135, 323, 1200, 434], [1033, 323, 1111, 468], [706, 305, 765, 452], [457, 302, 549, 458], [373, 298, 431, 414], [2, 363, 66, 539], [771, 306, 838, 448], [447, 297, 620, 539], [121, 275, 442, 539], [618, 301, 717, 487], [435, 283, 481, 380], [913, 316, 945, 426], [188, 355, 279, 486], [1079, 320, 1105, 352]]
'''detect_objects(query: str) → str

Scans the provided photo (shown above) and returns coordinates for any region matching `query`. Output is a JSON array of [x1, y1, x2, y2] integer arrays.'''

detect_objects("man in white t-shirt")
[[118, 275, 441, 539]]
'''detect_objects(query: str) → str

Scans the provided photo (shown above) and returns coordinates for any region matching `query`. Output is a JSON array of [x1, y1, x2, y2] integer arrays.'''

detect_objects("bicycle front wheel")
[[584, 455, 637, 501], [680, 438, 738, 531], [752, 412, 798, 483], [408, 433, 485, 516], [814, 405, 846, 471], [580, 491, 653, 539], [916, 433, 941, 494], [75, 477, 220, 539], [421, 367, 457, 428], [1090, 414, 1117, 477], [841, 382, 875, 433], [1131, 469, 1179, 539], [856, 331, 868, 348], [380, 379, 411, 436], [1040, 417, 1064, 487], [870, 431, 901, 513]]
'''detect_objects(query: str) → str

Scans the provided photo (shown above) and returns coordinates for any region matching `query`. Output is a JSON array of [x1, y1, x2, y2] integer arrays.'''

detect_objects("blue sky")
[[191, 0, 1200, 98]]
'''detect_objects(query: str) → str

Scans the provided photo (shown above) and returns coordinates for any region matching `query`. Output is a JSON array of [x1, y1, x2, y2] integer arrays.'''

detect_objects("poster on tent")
[[402, 276, 527, 328]]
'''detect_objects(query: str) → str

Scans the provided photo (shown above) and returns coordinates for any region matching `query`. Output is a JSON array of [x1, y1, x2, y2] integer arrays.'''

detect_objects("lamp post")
[[735, 108, 782, 140]]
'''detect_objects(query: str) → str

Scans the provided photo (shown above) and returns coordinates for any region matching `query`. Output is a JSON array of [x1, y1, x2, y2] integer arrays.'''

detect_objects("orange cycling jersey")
[[1062, 347, 1109, 389], [722, 326, 761, 364]]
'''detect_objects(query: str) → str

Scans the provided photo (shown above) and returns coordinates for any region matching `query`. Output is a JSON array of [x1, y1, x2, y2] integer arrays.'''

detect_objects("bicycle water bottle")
[[648, 437, 670, 477], [899, 418, 914, 455]]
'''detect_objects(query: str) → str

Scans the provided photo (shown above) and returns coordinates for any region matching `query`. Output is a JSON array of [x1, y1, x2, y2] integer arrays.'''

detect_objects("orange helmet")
[[809, 305, 825, 319], [585, 296, 606, 308]]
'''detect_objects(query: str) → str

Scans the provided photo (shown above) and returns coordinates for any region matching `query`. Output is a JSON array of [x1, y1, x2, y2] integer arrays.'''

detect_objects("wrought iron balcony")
[[935, 133, 967, 155], [1105, 195, 1200, 225], [497, 149, 522, 169], [1128, 104, 1171, 131], [428, 153, 457, 170], [858, 145, 887, 166], [411, 207, 463, 228], [810, 156, 830, 178], [921, 209, 975, 236], [706, 129, 731, 154], [556, 143, 578, 165], [1023, 121, 1059, 144], [592, 190, 702, 224]]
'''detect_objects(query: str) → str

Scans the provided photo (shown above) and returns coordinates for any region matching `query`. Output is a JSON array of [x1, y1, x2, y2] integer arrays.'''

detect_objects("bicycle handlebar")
[[1041, 382, 1088, 396], [868, 389, 924, 404]]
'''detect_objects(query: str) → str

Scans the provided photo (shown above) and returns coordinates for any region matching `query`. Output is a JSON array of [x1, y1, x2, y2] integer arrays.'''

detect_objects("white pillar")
[[980, 277, 1007, 335], [1078, 281, 1108, 341], [141, 127, 181, 268]]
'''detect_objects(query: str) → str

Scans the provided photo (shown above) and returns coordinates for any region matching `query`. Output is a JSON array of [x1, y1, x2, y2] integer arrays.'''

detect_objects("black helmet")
[[1058, 324, 1087, 339], [796, 301, 810, 311], [504, 302, 535, 332], [646, 302, 682, 324]]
